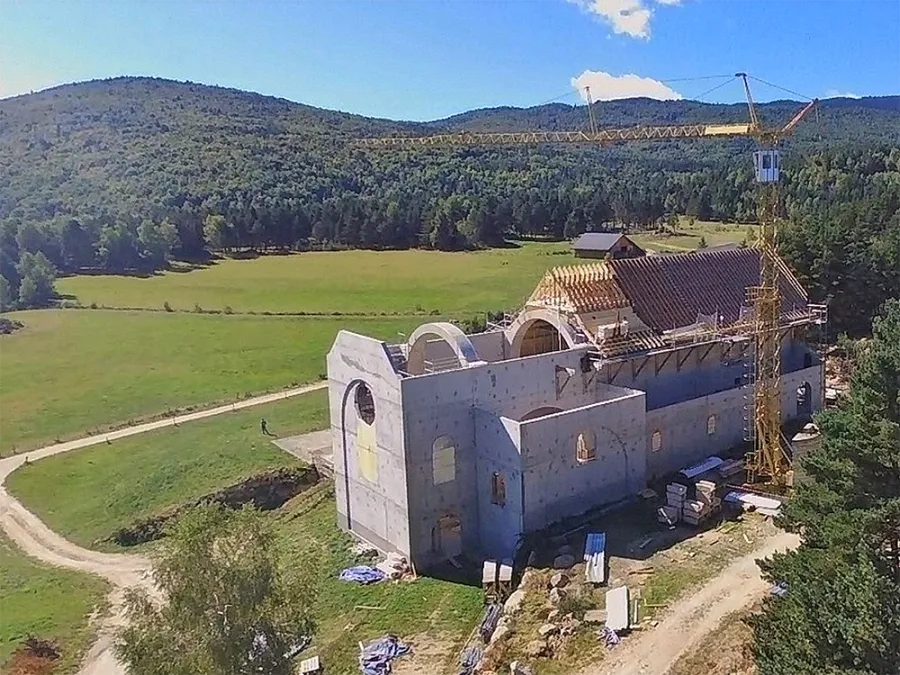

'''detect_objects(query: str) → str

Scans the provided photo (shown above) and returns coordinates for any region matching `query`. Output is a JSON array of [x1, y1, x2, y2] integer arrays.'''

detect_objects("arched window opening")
[[707, 415, 717, 435], [651, 430, 662, 453], [491, 472, 506, 506], [433, 435, 456, 485], [355, 383, 375, 425], [576, 431, 596, 463]]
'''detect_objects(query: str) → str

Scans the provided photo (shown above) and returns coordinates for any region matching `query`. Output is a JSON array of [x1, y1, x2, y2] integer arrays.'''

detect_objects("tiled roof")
[[609, 248, 809, 333], [572, 232, 625, 251]]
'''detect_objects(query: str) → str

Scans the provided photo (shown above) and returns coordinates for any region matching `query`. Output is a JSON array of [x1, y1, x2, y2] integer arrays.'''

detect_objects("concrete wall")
[[518, 390, 646, 532], [468, 330, 508, 363], [644, 362, 825, 479], [473, 410, 525, 560], [327, 331, 411, 557]]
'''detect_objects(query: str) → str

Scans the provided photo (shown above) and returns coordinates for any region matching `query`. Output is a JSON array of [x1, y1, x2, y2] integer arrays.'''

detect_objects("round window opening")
[[355, 383, 376, 425]]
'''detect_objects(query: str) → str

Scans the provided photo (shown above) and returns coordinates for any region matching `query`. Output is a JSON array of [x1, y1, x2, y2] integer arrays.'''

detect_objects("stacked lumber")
[[681, 500, 707, 526]]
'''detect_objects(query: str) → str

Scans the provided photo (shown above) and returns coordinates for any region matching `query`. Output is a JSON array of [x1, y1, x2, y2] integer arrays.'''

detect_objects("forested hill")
[[1, 77, 898, 335]]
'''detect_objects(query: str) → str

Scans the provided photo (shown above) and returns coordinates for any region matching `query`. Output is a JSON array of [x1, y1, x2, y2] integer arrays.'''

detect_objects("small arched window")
[[432, 435, 456, 485], [651, 430, 662, 453], [491, 472, 506, 506], [355, 383, 375, 425], [707, 415, 717, 435], [576, 431, 595, 463]]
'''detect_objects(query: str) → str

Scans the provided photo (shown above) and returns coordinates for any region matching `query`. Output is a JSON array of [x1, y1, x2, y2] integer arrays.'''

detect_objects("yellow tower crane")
[[359, 74, 818, 486]]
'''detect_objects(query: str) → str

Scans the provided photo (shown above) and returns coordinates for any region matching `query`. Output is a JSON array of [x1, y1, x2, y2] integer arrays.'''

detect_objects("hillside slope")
[[1, 77, 898, 223]]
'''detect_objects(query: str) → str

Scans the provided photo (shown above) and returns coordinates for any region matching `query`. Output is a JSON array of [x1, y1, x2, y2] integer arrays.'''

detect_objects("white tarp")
[[679, 456, 724, 479], [605, 586, 630, 631], [724, 490, 783, 516]]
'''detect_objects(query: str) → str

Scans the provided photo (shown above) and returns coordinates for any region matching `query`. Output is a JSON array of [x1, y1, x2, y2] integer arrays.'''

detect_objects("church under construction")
[[326, 247, 826, 568]]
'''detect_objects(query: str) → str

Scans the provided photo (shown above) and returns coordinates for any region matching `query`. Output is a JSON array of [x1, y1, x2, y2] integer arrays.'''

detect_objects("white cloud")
[[824, 89, 861, 99], [571, 70, 683, 101], [568, 0, 688, 39]]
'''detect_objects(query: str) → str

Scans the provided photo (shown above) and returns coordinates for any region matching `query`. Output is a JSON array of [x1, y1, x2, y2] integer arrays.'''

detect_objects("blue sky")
[[1, 0, 898, 120]]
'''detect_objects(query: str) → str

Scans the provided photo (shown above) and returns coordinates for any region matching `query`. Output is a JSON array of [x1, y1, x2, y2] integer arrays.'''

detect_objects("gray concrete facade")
[[327, 321, 823, 568]]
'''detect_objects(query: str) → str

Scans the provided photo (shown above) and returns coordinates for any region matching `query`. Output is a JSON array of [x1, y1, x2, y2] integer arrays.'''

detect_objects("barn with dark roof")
[[326, 247, 826, 568]]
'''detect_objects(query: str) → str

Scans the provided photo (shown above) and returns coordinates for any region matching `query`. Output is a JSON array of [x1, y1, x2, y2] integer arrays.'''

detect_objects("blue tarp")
[[340, 565, 386, 585], [359, 635, 410, 675]]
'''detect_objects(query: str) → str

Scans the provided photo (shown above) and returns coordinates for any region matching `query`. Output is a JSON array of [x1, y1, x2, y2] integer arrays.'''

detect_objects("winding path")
[[581, 531, 800, 675], [0, 382, 327, 675]]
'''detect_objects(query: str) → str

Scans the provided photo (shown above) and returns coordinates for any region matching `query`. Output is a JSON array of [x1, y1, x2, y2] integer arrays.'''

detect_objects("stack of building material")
[[657, 505, 680, 526], [695, 480, 720, 510], [681, 500, 707, 526], [664, 483, 686, 524], [584, 532, 606, 584], [716, 458, 745, 479], [605, 586, 630, 631]]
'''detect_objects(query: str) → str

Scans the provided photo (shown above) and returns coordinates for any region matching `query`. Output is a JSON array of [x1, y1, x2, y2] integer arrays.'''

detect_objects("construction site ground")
[[490, 497, 786, 674]]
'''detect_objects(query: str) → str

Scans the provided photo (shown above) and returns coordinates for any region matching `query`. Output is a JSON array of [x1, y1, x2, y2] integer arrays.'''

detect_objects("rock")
[[557, 544, 573, 556], [583, 609, 607, 624], [553, 554, 575, 569], [527, 550, 539, 566], [505, 589, 526, 614], [525, 639, 548, 658], [549, 572, 569, 589], [510, 662, 534, 675], [569, 618, 583, 632], [491, 622, 511, 644], [538, 623, 559, 638], [547, 609, 561, 622], [549, 587, 566, 605]]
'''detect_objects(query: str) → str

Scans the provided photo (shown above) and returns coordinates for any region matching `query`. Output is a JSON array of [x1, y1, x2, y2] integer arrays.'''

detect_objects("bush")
[[223, 305, 233, 314], [163, 301, 173, 312], [192, 303, 203, 313]]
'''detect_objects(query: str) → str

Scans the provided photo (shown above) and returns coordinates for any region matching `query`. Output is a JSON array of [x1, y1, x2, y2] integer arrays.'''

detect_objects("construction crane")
[[358, 73, 818, 487]]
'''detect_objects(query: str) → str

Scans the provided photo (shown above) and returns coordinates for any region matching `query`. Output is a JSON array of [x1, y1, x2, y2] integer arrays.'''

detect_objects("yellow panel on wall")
[[357, 421, 378, 483]]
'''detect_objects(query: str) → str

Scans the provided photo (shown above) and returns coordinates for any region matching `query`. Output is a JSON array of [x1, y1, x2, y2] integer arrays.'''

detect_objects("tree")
[[0, 273, 13, 311], [203, 214, 231, 252], [98, 223, 140, 270], [60, 218, 96, 269], [118, 506, 315, 675], [16, 251, 56, 308], [138, 218, 178, 267], [752, 299, 900, 674]]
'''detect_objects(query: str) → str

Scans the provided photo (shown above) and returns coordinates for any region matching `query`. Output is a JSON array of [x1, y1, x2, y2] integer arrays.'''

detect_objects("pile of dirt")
[[0, 318, 24, 335], [108, 466, 320, 546], [5, 636, 61, 675]]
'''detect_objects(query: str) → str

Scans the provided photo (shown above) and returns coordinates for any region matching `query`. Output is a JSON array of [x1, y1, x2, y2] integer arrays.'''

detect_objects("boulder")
[[491, 622, 511, 644], [557, 544, 573, 556], [583, 609, 607, 624], [504, 589, 526, 614], [538, 623, 559, 638], [549, 572, 569, 589], [549, 587, 566, 605], [553, 554, 575, 569], [547, 609, 561, 622], [525, 639, 549, 658]]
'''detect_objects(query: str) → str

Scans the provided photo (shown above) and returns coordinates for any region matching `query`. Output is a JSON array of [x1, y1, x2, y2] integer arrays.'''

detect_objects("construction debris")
[[479, 603, 502, 642], [724, 490, 783, 517], [359, 635, 410, 675], [679, 456, 724, 479], [339, 565, 386, 585], [299, 655, 322, 674], [598, 627, 621, 648], [375, 552, 410, 580], [605, 586, 630, 631], [583, 532, 606, 584]]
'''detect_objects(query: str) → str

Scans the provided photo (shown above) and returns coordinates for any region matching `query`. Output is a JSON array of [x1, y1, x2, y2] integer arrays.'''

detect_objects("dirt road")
[[0, 382, 326, 675], [581, 531, 800, 675]]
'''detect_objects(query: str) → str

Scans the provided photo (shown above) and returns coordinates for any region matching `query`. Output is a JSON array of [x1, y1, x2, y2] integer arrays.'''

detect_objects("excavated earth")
[[107, 466, 320, 546]]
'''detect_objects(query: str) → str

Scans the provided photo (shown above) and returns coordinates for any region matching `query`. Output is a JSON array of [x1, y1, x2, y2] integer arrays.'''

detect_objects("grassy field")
[[57, 243, 571, 314], [0, 310, 419, 454], [7, 392, 482, 674], [634, 219, 755, 253], [0, 534, 110, 672], [6, 391, 327, 549]]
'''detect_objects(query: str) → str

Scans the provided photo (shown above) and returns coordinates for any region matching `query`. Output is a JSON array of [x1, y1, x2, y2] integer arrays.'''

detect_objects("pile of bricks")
[[659, 480, 722, 527], [682, 480, 721, 526], [658, 482, 687, 525]]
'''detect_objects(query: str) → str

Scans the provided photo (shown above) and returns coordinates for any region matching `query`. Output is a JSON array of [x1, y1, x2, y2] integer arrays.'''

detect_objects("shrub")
[[223, 305, 234, 314], [163, 301, 173, 312]]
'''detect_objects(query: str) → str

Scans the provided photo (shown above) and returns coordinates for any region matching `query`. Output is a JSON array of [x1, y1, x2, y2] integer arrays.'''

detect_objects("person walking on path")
[[260, 418, 274, 436]]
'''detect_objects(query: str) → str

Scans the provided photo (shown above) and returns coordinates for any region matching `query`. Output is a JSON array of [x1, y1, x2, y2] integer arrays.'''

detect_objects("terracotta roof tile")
[[609, 249, 809, 333]]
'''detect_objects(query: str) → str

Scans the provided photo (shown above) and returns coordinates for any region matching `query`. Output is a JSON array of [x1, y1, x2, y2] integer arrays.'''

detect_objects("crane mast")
[[359, 74, 819, 487]]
